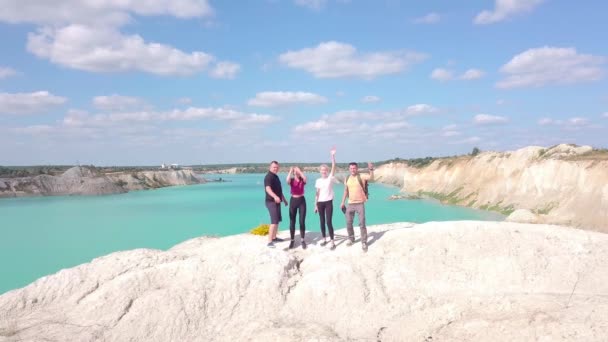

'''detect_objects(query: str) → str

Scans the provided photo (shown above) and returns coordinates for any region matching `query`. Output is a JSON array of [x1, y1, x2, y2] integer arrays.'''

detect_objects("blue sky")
[[0, 0, 607, 165]]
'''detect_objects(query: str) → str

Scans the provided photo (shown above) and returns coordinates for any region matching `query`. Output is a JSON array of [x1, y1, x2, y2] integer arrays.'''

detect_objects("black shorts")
[[266, 201, 282, 224]]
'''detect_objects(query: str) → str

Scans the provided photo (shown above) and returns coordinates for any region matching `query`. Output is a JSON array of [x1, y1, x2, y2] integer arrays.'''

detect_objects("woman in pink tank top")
[[286, 166, 307, 249]]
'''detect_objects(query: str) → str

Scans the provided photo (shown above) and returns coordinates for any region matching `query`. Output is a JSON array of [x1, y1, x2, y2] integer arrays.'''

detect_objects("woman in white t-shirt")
[[314, 148, 339, 250]]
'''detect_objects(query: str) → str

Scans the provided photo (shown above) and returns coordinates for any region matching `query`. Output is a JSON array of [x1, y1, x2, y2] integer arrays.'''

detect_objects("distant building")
[[160, 163, 180, 170]]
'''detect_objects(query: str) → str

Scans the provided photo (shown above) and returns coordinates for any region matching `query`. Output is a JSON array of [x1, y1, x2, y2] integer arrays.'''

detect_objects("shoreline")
[[2, 220, 607, 340]]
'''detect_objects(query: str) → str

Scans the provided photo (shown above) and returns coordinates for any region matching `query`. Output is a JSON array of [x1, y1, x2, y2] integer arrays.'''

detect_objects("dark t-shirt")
[[264, 171, 283, 202]]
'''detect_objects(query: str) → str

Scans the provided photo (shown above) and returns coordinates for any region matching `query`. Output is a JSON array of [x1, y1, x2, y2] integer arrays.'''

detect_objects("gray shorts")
[[266, 201, 282, 224]]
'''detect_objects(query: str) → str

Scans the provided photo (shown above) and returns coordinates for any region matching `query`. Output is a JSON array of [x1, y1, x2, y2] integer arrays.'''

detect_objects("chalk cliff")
[[0, 166, 203, 198], [375, 144, 608, 232], [1, 221, 607, 341]]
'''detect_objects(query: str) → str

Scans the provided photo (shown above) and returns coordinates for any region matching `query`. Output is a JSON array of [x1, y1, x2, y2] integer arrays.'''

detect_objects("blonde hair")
[[319, 164, 329, 171]]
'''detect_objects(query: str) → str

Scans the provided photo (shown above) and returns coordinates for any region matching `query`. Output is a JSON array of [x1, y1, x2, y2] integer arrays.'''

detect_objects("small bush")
[[250, 224, 270, 236]]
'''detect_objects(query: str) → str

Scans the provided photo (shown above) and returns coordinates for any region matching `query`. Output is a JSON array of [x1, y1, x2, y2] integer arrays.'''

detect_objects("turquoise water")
[[0, 173, 502, 294]]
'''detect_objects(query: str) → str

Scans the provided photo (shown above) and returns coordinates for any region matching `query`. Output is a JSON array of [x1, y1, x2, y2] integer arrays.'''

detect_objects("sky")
[[0, 0, 607, 166]]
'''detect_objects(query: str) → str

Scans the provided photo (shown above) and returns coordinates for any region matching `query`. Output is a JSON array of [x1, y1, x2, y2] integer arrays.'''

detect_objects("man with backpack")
[[340, 162, 374, 252]]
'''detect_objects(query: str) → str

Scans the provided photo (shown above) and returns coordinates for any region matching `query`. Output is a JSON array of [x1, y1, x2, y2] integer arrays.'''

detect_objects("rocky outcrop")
[[506, 209, 540, 224], [375, 144, 608, 232], [107, 169, 202, 191], [1, 221, 607, 341], [0, 167, 203, 198]]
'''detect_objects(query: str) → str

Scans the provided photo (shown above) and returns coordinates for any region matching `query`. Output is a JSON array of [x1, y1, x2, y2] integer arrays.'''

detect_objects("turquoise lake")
[[0, 173, 502, 294]]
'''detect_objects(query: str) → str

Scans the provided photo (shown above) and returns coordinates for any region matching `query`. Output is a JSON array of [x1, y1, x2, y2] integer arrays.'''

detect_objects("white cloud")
[[413, 13, 440, 24], [93, 95, 147, 111], [27, 25, 215, 76], [0, 0, 213, 26], [248, 91, 328, 107], [0, 1, 233, 77], [13, 125, 55, 135], [237, 114, 279, 125], [60, 107, 279, 130], [448, 136, 482, 145], [210, 61, 241, 79], [294, 0, 327, 10], [361, 95, 381, 103], [432, 68, 485, 82], [460, 69, 485, 80], [371, 121, 410, 132], [538, 117, 554, 126], [568, 117, 589, 126], [603, 112, 608, 118], [430, 68, 454, 82], [405, 104, 438, 116], [474, 0, 545, 25], [497, 47, 605, 89], [63, 109, 155, 127], [178, 97, 192, 105], [294, 119, 330, 133], [292, 109, 415, 139], [473, 114, 509, 125], [442, 130, 461, 137], [0, 67, 17, 79], [293, 0, 349, 10], [0, 91, 67, 114], [279, 41, 426, 79]]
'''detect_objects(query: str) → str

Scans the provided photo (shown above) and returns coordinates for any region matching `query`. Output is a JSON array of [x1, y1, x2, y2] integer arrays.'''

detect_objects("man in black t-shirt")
[[264, 160, 288, 248]]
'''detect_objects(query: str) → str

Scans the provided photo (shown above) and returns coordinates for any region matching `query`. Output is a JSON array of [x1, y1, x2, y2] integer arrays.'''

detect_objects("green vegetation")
[[563, 147, 608, 161], [538, 149, 547, 157], [114, 179, 128, 188], [192, 162, 355, 174], [471, 147, 481, 156], [418, 189, 514, 216], [418, 187, 465, 205], [0, 165, 71, 178], [377, 156, 439, 169], [250, 224, 270, 236], [534, 202, 558, 215], [479, 201, 515, 216]]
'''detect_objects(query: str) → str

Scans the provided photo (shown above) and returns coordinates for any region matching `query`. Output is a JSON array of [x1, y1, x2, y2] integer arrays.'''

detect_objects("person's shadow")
[[280, 223, 415, 250]]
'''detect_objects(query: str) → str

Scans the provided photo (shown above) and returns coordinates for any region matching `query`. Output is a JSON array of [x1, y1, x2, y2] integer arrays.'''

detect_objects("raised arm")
[[367, 162, 375, 182], [286, 167, 293, 184], [330, 148, 336, 177], [296, 167, 307, 183]]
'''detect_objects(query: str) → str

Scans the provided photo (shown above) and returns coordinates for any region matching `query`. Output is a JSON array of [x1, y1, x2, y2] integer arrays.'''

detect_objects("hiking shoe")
[[273, 237, 285, 242], [301, 240, 307, 250], [288, 240, 295, 249], [267, 242, 275, 248], [362, 243, 368, 252], [346, 240, 354, 247]]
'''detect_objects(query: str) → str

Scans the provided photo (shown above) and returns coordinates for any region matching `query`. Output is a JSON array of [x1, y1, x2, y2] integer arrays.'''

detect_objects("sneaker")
[[362, 243, 368, 252], [273, 237, 285, 242], [330, 242, 336, 250], [320, 240, 327, 247], [267, 242, 275, 248], [301, 240, 307, 250], [288, 240, 295, 249], [346, 240, 354, 247]]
